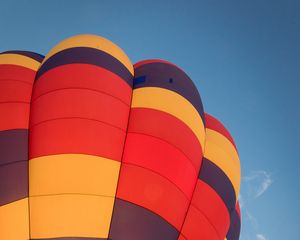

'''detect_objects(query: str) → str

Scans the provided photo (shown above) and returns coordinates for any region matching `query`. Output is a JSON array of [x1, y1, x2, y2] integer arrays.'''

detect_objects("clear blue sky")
[[1, 0, 299, 239]]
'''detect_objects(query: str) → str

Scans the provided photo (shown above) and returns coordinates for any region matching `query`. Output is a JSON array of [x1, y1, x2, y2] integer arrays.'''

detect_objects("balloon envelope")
[[0, 35, 241, 240]]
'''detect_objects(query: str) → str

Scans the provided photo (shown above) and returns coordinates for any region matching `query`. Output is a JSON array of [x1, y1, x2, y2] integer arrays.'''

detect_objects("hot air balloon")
[[0, 35, 241, 240]]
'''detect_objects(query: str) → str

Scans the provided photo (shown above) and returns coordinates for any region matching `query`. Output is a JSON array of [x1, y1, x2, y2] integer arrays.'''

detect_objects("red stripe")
[[30, 62, 132, 161], [128, 108, 203, 171], [123, 133, 197, 199], [191, 180, 230, 238], [29, 118, 125, 160], [236, 202, 241, 218], [116, 163, 189, 230], [0, 103, 30, 130], [205, 113, 237, 150], [32, 64, 132, 104], [0, 65, 35, 130], [0, 65, 36, 83], [30, 88, 129, 131], [181, 205, 219, 240], [0, 80, 32, 102]]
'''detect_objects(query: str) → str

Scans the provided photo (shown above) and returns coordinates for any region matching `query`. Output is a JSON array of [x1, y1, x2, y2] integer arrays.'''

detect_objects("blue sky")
[[1, 0, 299, 239]]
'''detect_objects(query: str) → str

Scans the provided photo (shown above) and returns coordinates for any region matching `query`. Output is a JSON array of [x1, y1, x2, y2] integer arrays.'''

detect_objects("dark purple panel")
[[226, 209, 241, 240], [0, 161, 28, 206], [134, 62, 205, 123], [109, 199, 179, 240], [198, 158, 236, 213], [0, 129, 28, 166], [36, 47, 133, 87], [1, 50, 44, 62]]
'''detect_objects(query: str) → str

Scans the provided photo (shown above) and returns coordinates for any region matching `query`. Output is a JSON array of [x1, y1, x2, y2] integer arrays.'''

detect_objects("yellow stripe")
[[43, 34, 134, 75], [204, 129, 241, 197], [30, 194, 114, 238], [131, 87, 205, 149], [29, 154, 120, 197], [0, 198, 29, 240], [0, 53, 40, 71]]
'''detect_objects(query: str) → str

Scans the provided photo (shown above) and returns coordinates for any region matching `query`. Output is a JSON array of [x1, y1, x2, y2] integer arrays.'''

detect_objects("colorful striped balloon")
[[0, 34, 241, 240], [0, 50, 43, 239], [180, 114, 241, 240]]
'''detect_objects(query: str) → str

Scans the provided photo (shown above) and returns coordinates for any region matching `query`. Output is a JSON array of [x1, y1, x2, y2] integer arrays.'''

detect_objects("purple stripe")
[[198, 158, 236, 213], [1, 50, 44, 62], [109, 199, 179, 240], [226, 209, 241, 240], [0, 161, 28, 206], [36, 47, 133, 87], [0, 129, 28, 166], [134, 62, 205, 123]]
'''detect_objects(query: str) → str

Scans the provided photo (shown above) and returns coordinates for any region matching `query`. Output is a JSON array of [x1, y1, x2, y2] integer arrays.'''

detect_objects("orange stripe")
[[205, 113, 237, 150]]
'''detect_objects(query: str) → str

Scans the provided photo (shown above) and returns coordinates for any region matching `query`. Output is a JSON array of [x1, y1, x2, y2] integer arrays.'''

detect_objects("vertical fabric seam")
[[176, 121, 207, 240], [106, 85, 133, 239]]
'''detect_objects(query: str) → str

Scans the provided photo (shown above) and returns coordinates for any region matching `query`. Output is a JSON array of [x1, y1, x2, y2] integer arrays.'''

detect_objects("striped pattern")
[[179, 113, 241, 240], [1, 50, 44, 63], [133, 60, 205, 122], [109, 60, 205, 239], [226, 202, 241, 240], [0, 35, 241, 240], [41, 34, 133, 75], [199, 158, 236, 213], [29, 34, 133, 239], [36, 47, 132, 86], [0, 52, 41, 71], [0, 51, 42, 240]]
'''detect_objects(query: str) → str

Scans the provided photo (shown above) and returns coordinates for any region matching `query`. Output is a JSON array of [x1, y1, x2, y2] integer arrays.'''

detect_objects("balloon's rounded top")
[[134, 59, 181, 70], [0, 50, 43, 71], [42, 34, 134, 75], [133, 58, 205, 125]]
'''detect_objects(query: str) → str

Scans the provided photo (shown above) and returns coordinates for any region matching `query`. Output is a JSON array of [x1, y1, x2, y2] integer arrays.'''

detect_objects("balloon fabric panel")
[[0, 35, 241, 240], [0, 51, 42, 239], [108, 60, 205, 239], [179, 114, 241, 240], [29, 35, 133, 239]]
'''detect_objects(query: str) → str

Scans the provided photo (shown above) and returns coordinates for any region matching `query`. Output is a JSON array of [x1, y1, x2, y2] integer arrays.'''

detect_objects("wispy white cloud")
[[245, 209, 258, 229], [256, 234, 267, 240], [256, 174, 272, 198], [240, 203, 270, 240], [243, 170, 273, 198], [239, 170, 273, 240]]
